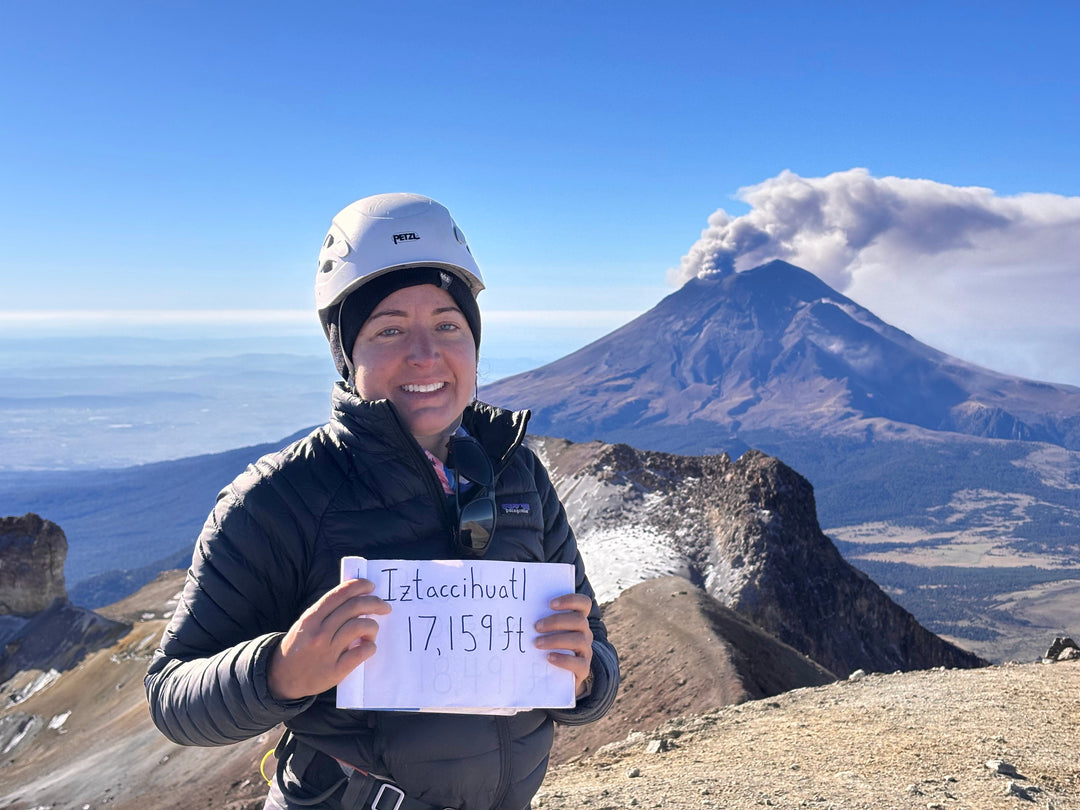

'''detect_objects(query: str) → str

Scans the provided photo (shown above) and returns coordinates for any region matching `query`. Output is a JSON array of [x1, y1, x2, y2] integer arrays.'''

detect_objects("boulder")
[[0, 514, 67, 616], [1045, 637, 1078, 660]]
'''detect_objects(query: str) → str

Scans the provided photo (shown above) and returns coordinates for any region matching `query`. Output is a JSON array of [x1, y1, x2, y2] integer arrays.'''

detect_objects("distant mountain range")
[[0, 429, 311, 603]]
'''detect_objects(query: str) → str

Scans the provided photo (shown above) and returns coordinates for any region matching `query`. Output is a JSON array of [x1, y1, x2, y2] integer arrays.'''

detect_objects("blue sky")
[[2, 1, 1079, 385]]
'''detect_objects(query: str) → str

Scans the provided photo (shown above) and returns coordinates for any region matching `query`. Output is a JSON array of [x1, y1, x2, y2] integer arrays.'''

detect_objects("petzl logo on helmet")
[[392, 232, 420, 245]]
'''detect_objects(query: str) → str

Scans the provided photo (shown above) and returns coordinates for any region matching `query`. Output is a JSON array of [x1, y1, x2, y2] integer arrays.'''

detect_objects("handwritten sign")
[[336, 557, 577, 712]]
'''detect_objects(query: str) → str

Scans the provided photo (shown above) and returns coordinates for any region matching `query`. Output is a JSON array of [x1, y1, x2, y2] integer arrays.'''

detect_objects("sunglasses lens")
[[459, 498, 495, 550], [451, 438, 494, 488]]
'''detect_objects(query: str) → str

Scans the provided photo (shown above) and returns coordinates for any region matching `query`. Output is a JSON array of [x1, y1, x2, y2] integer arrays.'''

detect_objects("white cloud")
[[0, 309, 315, 327], [670, 169, 1080, 387]]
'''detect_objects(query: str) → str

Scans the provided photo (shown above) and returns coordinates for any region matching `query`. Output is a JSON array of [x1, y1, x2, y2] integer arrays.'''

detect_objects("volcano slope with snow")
[[484, 260, 1080, 662]]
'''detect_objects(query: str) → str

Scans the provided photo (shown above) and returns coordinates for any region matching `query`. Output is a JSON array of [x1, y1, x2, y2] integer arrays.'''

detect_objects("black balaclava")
[[330, 266, 481, 381]]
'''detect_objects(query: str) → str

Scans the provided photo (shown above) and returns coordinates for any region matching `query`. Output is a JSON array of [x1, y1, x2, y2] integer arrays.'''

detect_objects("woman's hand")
[[534, 593, 594, 697], [267, 578, 391, 701]]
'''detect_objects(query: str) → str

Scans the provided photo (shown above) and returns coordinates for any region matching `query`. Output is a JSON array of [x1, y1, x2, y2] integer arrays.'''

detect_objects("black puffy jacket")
[[145, 383, 619, 810]]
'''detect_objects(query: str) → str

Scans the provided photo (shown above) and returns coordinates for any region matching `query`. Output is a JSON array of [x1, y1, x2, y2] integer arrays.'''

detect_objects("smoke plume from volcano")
[[670, 169, 1080, 386]]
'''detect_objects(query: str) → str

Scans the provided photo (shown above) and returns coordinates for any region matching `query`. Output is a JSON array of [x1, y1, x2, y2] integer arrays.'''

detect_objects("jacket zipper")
[[493, 716, 512, 807], [383, 403, 457, 535]]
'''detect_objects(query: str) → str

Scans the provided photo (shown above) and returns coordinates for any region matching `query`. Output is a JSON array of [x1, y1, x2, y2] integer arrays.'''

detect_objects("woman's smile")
[[400, 381, 447, 393]]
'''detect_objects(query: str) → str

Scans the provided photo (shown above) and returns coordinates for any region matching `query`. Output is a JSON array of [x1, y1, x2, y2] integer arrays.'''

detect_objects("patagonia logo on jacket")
[[500, 502, 531, 515]]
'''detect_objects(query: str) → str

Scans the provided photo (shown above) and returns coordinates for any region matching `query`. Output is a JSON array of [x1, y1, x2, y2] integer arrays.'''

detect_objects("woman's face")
[[350, 283, 477, 458]]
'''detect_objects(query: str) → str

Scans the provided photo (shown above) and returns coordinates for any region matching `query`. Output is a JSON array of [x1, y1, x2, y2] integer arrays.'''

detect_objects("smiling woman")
[[144, 193, 620, 810]]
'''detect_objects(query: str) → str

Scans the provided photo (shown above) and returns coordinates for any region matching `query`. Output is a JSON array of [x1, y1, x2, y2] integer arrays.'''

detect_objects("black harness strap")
[[275, 732, 455, 810]]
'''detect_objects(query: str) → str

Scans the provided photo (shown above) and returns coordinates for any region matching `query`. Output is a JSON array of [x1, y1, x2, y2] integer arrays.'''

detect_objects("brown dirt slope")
[[554, 575, 836, 765]]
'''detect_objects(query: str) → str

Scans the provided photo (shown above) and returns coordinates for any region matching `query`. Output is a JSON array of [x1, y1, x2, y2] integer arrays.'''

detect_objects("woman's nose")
[[407, 331, 439, 364]]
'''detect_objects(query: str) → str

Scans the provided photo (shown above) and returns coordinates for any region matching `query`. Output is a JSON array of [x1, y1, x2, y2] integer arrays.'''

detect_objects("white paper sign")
[[337, 557, 577, 712]]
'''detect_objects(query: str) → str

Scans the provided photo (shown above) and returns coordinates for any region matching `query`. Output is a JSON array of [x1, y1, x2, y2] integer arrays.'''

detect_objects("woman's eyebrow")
[[366, 308, 408, 322], [367, 305, 463, 322]]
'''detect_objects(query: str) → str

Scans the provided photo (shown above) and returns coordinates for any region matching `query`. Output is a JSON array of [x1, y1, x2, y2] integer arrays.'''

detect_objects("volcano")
[[482, 260, 1080, 455]]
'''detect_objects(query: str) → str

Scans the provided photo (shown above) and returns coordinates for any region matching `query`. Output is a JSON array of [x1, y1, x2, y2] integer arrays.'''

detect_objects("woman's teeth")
[[401, 382, 445, 393]]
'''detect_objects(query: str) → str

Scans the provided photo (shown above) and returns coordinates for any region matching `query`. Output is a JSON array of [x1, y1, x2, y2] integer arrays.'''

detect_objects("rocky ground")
[[2, 571, 1077, 810], [536, 661, 1080, 810]]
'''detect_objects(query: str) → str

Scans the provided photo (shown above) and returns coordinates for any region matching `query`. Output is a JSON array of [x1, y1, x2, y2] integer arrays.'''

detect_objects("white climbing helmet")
[[314, 192, 485, 315]]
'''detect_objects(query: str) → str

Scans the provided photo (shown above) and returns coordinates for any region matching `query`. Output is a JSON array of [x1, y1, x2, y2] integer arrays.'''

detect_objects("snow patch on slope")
[[577, 524, 690, 605], [48, 711, 71, 732], [8, 669, 61, 707]]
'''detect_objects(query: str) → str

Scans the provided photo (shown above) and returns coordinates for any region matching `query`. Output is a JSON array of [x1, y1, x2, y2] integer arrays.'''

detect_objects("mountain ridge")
[[533, 437, 984, 677], [4, 259, 1077, 660]]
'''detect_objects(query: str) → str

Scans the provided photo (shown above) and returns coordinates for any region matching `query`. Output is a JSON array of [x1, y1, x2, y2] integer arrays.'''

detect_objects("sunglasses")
[[448, 436, 497, 557]]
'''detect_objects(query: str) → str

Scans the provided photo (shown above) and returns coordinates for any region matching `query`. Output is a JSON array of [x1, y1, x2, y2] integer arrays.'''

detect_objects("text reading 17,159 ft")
[[407, 613, 527, 655]]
